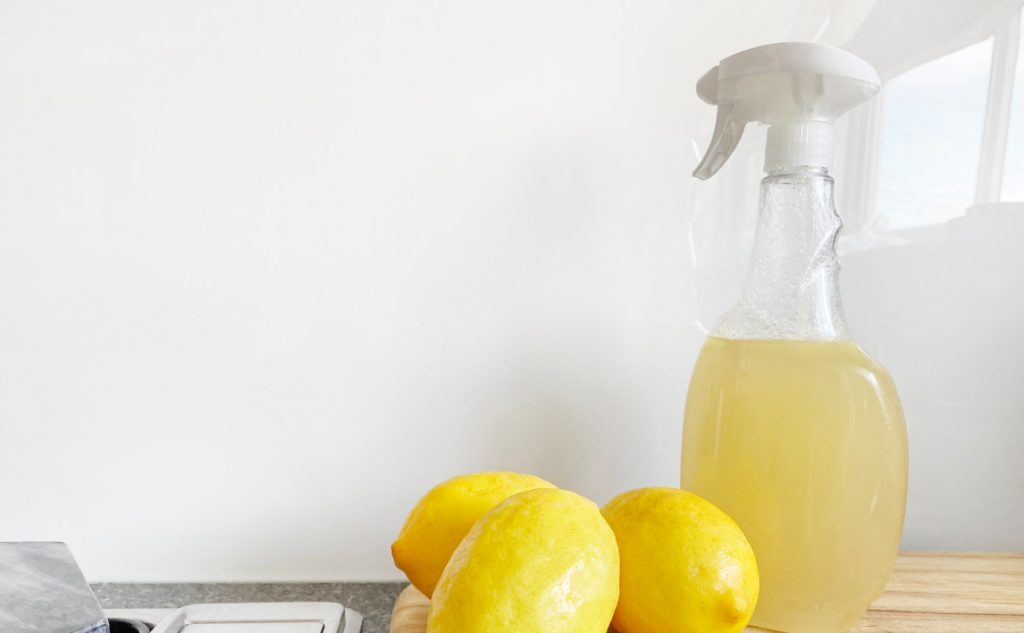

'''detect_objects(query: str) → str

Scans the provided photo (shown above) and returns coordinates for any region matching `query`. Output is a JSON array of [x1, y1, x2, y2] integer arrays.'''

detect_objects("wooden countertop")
[[390, 552, 1024, 633]]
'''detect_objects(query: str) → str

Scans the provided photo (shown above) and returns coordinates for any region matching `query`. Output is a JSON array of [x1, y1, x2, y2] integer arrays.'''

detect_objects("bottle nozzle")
[[692, 42, 880, 179]]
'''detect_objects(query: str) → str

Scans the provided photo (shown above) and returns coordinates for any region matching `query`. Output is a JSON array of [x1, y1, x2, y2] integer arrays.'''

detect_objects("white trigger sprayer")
[[693, 42, 881, 180]]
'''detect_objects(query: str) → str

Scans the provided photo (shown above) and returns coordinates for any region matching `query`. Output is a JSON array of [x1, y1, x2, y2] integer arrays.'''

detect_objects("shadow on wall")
[[842, 202, 1024, 551]]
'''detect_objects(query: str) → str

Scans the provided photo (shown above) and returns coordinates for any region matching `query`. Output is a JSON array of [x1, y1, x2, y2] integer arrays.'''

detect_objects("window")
[[875, 39, 993, 230], [1001, 16, 1024, 200], [845, 5, 1024, 238]]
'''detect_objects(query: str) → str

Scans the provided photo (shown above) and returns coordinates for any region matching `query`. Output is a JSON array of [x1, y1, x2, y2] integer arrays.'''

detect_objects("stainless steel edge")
[[342, 608, 362, 633]]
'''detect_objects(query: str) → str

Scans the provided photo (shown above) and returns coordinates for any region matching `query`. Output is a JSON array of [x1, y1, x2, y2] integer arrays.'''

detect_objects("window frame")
[[836, 2, 1023, 239]]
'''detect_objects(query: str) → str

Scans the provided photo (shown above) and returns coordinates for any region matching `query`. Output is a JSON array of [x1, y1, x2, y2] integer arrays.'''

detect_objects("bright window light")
[[876, 38, 993, 230], [1002, 19, 1024, 201]]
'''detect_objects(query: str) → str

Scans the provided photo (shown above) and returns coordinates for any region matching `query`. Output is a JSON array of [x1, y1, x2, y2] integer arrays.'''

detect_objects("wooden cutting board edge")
[[390, 552, 1024, 633]]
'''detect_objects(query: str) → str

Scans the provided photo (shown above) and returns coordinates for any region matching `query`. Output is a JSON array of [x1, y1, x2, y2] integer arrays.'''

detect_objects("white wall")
[[0, 0, 1019, 582]]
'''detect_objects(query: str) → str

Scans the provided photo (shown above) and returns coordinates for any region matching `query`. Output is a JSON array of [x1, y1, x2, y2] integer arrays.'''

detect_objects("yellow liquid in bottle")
[[681, 337, 908, 633]]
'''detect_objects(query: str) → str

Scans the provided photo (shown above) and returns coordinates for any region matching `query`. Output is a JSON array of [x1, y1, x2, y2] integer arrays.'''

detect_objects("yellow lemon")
[[601, 487, 759, 633], [391, 471, 555, 598], [427, 488, 619, 633]]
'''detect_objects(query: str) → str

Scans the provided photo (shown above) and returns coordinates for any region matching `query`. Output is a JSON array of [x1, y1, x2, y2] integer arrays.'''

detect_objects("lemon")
[[391, 471, 555, 598], [601, 487, 759, 633], [427, 488, 619, 633]]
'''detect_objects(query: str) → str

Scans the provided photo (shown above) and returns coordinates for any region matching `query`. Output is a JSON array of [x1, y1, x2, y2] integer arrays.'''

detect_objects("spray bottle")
[[681, 43, 908, 633]]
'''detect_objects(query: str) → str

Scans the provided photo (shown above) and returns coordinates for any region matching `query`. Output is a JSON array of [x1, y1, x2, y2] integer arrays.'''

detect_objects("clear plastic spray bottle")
[[681, 43, 908, 633]]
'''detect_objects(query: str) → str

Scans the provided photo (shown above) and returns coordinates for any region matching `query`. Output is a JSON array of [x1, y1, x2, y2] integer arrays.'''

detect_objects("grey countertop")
[[91, 583, 409, 633]]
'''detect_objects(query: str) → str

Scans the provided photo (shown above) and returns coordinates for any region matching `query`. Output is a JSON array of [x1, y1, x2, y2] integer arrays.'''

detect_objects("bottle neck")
[[711, 166, 851, 341]]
